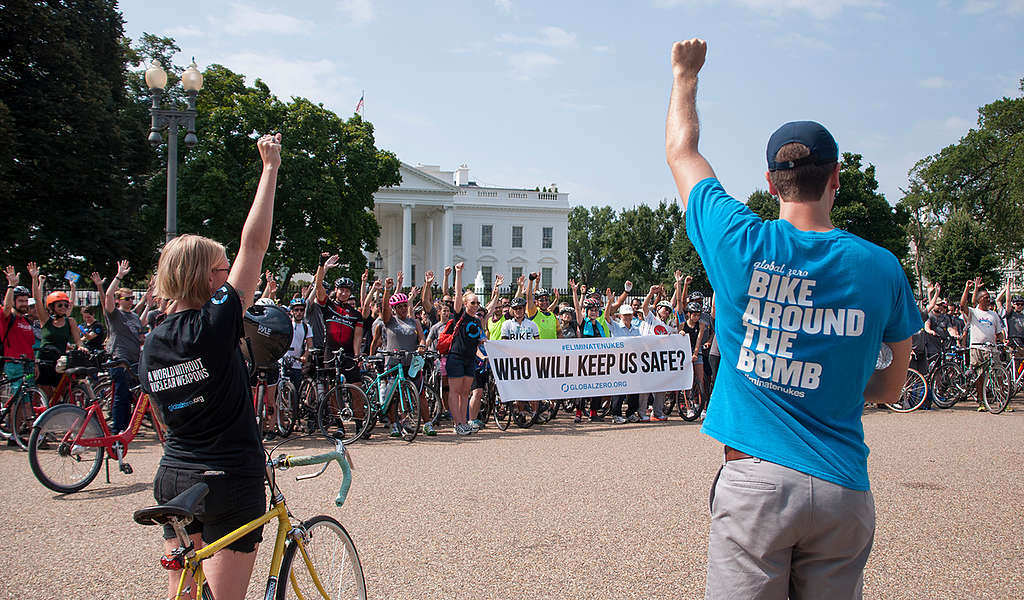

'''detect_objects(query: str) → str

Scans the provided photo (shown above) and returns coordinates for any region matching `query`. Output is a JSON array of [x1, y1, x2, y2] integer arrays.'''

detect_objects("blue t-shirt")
[[687, 178, 922, 490]]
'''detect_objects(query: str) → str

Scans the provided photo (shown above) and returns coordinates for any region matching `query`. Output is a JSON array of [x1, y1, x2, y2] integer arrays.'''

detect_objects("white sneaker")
[[455, 423, 473, 435], [612, 416, 627, 424]]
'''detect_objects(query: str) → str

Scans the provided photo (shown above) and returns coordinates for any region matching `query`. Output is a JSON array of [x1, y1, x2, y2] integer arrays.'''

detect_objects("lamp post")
[[146, 58, 203, 243]]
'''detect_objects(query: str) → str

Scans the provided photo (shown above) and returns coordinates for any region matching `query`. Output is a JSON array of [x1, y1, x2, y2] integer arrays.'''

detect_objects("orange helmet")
[[46, 291, 70, 307]]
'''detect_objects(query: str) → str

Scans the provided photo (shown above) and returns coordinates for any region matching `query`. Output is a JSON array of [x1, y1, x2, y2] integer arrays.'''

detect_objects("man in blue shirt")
[[665, 39, 922, 599]]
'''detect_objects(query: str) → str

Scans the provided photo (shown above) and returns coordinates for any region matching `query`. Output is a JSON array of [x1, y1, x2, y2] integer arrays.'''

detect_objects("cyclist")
[[445, 262, 483, 436], [680, 300, 708, 414], [501, 297, 539, 337], [312, 267, 364, 387], [93, 264, 145, 434], [380, 274, 436, 437], [28, 265, 85, 398], [140, 132, 281, 600], [2, 266, 36, 399], [282, 298, 311, 398], [960, 276, 1005, 411], [569, 282, 608, 422], [606, 284, 642, 424], [640, 277, 682, 421], [525, 274, 558, 340]]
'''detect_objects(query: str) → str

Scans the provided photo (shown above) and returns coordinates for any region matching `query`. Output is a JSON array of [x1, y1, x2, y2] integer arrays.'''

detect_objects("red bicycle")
[[27, 378, 165, 493]]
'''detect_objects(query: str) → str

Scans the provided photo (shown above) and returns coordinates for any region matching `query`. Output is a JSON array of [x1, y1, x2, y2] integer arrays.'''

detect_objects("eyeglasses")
[[468, 301, 481, 305], [53, 302, 70, 309], [117, 296, 132, 301], [212, 267, 230, 273], [291, 308, 305, 312]]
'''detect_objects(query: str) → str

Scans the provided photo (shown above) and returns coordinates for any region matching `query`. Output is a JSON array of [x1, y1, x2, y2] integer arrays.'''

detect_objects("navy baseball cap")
[[766, 121, 838, 171]]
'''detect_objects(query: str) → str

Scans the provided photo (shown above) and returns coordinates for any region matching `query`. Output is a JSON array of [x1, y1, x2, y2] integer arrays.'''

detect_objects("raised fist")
[[258, 132, 282, 169], [670, 38, 707, 78]]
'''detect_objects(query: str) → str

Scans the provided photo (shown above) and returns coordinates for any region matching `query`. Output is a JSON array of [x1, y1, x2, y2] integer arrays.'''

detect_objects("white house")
[[371, 162, 570, 292]]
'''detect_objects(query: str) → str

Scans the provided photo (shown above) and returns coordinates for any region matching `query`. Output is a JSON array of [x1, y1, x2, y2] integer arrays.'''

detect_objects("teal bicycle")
[[317, 350, 425, 443]]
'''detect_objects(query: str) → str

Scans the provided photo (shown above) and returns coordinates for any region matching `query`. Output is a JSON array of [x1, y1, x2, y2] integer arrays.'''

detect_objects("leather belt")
[[724, 446, 753, 461]]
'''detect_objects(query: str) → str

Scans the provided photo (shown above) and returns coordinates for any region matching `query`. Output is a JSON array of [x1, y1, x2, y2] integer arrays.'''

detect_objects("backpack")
[[436, 313, 464, 355]]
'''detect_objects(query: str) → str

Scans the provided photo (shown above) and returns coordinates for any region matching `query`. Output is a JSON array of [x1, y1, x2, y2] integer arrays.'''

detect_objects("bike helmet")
[[688, 291, 705, 302], [334, 277, 355, 290], [583, 298, 601, 309], [685, 301, 703, 313], [558, 305, 576, 315], [1012, 295, 1024, 304], [388, 292, 409, 306], [46, 291, 70, 307], [535, 288, 550, 298], [510, 297, 527, 309], [656, 300, 674, 311], [11, 285, 30, 298], [289, 297, 306, 308], [242, 304, 293, 367]]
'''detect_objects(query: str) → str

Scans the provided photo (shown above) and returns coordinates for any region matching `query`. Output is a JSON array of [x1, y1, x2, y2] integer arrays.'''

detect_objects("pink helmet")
[[388, 292, 409, 307]]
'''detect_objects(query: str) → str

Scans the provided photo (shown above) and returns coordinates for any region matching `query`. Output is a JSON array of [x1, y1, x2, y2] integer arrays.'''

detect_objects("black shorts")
[[471, 368, 488, 391], [154, 466, 266, 553], [445, 353, 475, 379], [36, 362, 59, 386]]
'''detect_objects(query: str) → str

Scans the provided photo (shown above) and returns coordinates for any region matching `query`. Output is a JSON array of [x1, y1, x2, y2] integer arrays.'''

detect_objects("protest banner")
[[485, 335, 693, 402]]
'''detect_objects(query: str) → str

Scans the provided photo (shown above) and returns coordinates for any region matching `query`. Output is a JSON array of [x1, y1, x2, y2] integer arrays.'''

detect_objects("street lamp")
[[146, 58, 203, 242]]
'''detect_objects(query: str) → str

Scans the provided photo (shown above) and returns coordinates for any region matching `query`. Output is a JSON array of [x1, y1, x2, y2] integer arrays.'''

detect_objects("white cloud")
[[165, 25, 203, 38], [942, 115, 973, 134], [495, 0, 513, 13], [497, 26, 578, 48], [656, 0, 887, 18], [338, 0, 374, 26], [218, 3, 313, 35], [960, 0, 997, 13], [221, 52, 353, 106], [592, 45, 614, 53], [506, 51, 560, 81], [919, 76, 952, 89]]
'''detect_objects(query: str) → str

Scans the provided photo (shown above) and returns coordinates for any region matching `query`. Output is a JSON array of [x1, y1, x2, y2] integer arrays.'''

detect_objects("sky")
[[118, 0, 1023, 210]]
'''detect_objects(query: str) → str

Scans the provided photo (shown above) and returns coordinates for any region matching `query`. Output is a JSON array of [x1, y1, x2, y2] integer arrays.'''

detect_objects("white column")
[[425, 213, 435, 275], [402, 204, 413, 279], [442, 206, 453, 269]]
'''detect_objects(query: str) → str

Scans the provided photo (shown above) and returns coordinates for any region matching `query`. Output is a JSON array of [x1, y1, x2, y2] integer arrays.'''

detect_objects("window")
[[511, 266, 523, 284], [453, 223, 462, 247], [511, 226, 523, 248], [481, 224, 493, 248], [542, 268, 552, 290], [542, 227, 553, 249], [481, 266, 493, 292], [411, 264, 416, 283], [411, 222, 416, 246]]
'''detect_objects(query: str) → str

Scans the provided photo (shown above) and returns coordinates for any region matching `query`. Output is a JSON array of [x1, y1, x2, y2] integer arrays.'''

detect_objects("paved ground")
[[0, 403, 1021, 599]]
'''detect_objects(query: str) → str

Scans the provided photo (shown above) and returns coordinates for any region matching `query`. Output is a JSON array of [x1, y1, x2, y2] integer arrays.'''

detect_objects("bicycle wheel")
[[513, 403, 535, 428], [597, 397, 612, 418], [318, 384, 373, 445], [395, 380, 421, 442], [663, 391, 677, 417], [679, 388, 702, 422], [11, 386, 47, 450], [298, 378, 320, 433], [27, 404, 104, 493], [68, 382, 92, 408], [983, 363, 1012, 414], [276, 514, 366, 600], [887, 368, 928, 412], [276, 379, 299, 437], [421, 386, 441, 428], [493, 399, 512, 430], [929, 363, 965, 409]]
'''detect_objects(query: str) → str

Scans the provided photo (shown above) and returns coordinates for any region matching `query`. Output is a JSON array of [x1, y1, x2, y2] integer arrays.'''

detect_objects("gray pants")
[[706, 455, 875, 600]]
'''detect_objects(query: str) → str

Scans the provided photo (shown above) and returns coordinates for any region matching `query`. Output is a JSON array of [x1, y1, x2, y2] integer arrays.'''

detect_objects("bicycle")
[[0, 357, 47, 450], [886, 368, 928, 412], [929, 342, 1011, 414], [27, 378, 166, 493], [133, 437, 366, 599], [253, 365, 298, 440]]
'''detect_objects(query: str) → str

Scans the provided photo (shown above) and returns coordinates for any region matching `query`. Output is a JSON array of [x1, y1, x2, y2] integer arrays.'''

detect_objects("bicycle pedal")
[[120, 463, 133, 475]]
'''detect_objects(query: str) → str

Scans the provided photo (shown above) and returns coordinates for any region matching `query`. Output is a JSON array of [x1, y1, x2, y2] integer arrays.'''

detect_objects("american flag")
[[355, 91, 364, 114]]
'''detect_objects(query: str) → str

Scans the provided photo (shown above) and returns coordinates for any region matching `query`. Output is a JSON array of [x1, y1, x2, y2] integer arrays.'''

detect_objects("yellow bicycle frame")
[[174, 499, 331, 600]]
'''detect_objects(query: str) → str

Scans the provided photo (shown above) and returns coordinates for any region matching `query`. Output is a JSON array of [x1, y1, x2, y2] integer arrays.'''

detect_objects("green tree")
[[667, 220, 710, 293], [923, 210, 1000, 293], [605, 201, 682, 288], [568, 205, 616, 288], [908, 79, 1024, 261], [745, 190, 778, 220], [0, 1, 156, 279], [834, 153, 910, 264]]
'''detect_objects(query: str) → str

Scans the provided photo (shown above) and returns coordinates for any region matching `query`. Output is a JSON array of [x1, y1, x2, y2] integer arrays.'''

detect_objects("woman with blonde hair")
[[140, 133, 282, 600], [444, 262, 484, 435]]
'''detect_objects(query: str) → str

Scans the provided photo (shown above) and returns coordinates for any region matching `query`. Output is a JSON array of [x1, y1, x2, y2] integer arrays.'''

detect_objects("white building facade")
[[371, 163, 570, 292]]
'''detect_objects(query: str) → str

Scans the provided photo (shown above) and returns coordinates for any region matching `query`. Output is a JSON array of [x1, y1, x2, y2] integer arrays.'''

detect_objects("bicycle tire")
[[298, 378, 320, 433], [28, 404, 104, 493], [513, 403, 535, 428], [887, 368, 928, 412], [395, 380, 421, 442], [663, 391, 677, 417], [255, 385, 267, 436], [680, 386, 702, 422], [492, 399, 511, 430], [420, 386, 441, 429], [276, 379, 299, 437], [276, 514, 367, 600], [597, 397, 612, 418], [11, 386, 47, 450], [929, 363, 965, 409], [983, 363, 1012, 414], [318, 384, 372, 445], [68, 382, 92, 408]]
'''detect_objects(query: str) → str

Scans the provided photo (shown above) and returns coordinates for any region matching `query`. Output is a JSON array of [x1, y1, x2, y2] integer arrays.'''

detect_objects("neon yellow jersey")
[[487, 316, 506, 341], [530, 310, 558, 339]]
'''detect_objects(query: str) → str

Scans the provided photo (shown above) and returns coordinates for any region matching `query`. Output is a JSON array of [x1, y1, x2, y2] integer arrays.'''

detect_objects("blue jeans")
[[111, 366, 134, 433]]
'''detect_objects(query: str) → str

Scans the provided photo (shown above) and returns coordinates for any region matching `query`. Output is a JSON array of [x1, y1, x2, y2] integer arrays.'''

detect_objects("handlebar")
[[273, 441, 353, 507]]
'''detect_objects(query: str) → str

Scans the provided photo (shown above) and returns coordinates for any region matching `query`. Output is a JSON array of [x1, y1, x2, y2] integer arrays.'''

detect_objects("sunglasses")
[[53, 302, 70, 308], [468, 301, 481, 305]]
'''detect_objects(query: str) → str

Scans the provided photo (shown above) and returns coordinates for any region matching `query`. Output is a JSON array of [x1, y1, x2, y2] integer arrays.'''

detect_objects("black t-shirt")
[[318, 297, 362, 354], [82, 321, 106, 352], [449, 308, 483, 360], [927, 312, 952, 340], [140, 283, 263, 478], [1004, 308, 1024, 340]]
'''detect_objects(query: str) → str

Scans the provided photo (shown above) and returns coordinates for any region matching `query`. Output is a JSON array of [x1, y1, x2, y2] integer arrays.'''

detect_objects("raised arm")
[[28, 263, 47, 323], [68, 279, 77, 308], [421, 270, 435, 314], [610, 283, 630, 314], [665, 38, 716, 212], [89, 271, 108, 314], [228, 133, 282, 310], [569, 279, 583, 325], [671, 271, 683, 312], [362, 279, 380, 317], [381, 276, 396, 324], [360, 269, 369, 307], [959, 279, 974, 318], [526, 272, 537, 317], [641, 285, 657, 319], [514, 275, 525, 299], [996, 277, 1010, 314], [925, 283, 940, 314], [3, 266, 18, 314], [485, 274, 505, 317], [452, 263, 465, 313], [550, 287, 560, 307], [680, 274, 692, 309], [443, 266, 452, 296], [105, 260, 130, 314], [604, 287, 614, 323], [314, 254, 338, 305]]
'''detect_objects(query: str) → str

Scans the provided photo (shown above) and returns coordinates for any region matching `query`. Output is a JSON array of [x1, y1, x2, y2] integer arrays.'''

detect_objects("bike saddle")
[[64, 366, 99, 376], [133, 482, 209, 527]]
